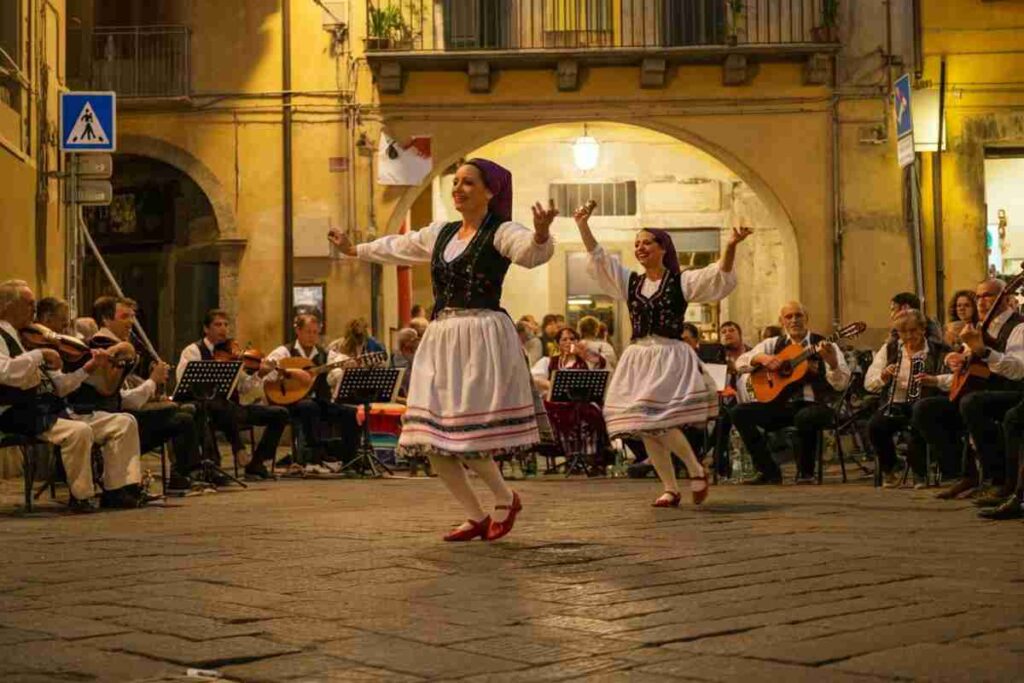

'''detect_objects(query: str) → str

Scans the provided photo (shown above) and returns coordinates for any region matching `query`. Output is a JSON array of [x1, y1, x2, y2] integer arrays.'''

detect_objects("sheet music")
[[704, 364, 729, 392]]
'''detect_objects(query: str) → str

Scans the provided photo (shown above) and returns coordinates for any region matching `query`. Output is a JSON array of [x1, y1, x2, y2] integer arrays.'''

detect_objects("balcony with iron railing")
[[69, 25, 191, 100], [364, 0, 839, 61]]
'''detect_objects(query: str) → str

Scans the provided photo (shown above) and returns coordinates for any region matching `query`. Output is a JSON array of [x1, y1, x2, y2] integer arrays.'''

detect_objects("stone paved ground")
[[0, 472, 1022, 682]]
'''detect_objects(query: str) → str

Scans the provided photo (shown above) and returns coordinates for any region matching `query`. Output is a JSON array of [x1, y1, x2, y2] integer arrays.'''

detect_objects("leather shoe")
[[652, 491, 682, 508], [935, 477, 977, 500], [486, 492, 523, 541], [978, 496, 1022, 520], [742, 472, 783, 485], [443, 516, 491, 542]]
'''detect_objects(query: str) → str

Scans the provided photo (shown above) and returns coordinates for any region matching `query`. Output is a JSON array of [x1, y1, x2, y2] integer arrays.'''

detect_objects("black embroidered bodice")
[[627, 271, 688, 341], [430, 213, 511, 319]]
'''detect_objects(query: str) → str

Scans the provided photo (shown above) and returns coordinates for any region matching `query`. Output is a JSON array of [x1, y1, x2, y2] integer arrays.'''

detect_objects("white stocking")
[[463, 457, 515, 522], [641, 435, 680, 495], [428, 454, 486, 526], [659, 428, 707, 492]]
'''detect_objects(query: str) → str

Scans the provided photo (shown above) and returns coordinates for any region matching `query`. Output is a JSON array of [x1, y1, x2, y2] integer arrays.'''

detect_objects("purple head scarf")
[[464, 158, 513, 223], [641, 228, 681, 274]]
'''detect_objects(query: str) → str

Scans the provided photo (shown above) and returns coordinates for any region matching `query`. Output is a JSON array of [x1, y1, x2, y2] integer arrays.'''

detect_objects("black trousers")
[[713, 405, 735, 476], [202, 399, 289, 468], [867, 406, 926, 478], [910, 396, 963, 479], [288, 398, 359, 464], [959, 390, 1022, 487], [731, 400, 835, 479], [1001, 399, 1024, 493], [130, 404, 201, 476]]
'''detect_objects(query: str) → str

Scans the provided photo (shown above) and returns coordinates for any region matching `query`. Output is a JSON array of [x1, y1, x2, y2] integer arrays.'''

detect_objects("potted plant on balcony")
[[725, 0, 745, 47], [366, 3, 402, 50], [812, 0, 839, 43]]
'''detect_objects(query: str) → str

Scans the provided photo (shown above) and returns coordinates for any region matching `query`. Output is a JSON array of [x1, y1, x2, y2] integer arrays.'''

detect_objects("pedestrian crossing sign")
[[60, 91, 116, 152]]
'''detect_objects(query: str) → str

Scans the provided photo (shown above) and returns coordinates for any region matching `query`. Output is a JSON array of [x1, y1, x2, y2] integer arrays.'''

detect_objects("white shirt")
[[583, 339, 618, 370], [0, 320, 89, 415], [265, 341, 347, 390], [350, 220, 554, 269], [736, 333, 851, 403], [586, 245, 738, 307], [176, 338, 263, 402], [865, 340, 943, 402], [87, 328, 157, 411]]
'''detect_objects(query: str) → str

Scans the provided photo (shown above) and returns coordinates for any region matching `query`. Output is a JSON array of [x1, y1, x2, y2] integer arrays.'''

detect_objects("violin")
[[212, 339, 264, 374], [19, 323, 91, 365]]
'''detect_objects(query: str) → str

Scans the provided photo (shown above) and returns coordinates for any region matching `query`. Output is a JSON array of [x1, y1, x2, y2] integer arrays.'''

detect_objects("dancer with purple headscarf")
[[573, 203, 751, 507], [329, 159, 558, 541]]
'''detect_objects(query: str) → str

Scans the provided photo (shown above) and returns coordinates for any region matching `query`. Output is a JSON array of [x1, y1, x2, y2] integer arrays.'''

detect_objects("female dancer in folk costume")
[[573, 203, 751, 507], [328, 159, 558, 541]]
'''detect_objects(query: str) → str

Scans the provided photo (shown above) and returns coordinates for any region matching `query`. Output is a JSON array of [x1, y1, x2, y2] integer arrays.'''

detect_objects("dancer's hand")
[[573, 202, 595, 231], [729, 226, 753, 245], [327, 228, 357, 257], [531, 200, 558, 243]]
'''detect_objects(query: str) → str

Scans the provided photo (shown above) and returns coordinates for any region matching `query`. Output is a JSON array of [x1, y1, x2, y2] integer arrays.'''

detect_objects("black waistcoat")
[[0, 327, 64, 435], [291, 344, 330, 401], [627, 271, 688, 341], [772, 333, 836, 403], [980, 313, 1024, 391], [430, 214, 511, 319], [67, 335, 126, 414], [883, 340, 950, 404]]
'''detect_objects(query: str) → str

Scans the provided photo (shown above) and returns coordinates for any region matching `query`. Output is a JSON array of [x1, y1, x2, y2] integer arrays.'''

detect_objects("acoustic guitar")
[[749, 322, 867, 404], [264, 351, 388, 406], [948, 264, 1024, 403]]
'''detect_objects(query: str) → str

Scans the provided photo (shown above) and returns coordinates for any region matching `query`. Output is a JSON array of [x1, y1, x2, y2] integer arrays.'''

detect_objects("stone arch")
[[117, 134, 239, 240], [378, 117, 801, 300]]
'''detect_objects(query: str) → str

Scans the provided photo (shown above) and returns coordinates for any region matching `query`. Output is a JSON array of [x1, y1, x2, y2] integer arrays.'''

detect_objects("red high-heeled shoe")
[[651, 491, 681, 508], [692, 473, 710, 506], [443, 516, 491, 542], [485, 491, 522, 541]]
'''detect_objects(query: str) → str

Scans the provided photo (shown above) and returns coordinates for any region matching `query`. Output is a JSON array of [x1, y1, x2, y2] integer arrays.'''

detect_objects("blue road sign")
[[60, 92, 116, 152], [893, 74, 913, 139]]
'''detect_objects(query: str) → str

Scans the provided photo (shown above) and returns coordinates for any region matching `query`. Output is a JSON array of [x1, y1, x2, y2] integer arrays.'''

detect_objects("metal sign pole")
[[64, 152, 79, 318]]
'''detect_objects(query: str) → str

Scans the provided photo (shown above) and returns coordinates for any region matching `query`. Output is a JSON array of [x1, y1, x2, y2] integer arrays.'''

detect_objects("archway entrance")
[[392, 121, 799, 346], [82, 154, 222, 358]]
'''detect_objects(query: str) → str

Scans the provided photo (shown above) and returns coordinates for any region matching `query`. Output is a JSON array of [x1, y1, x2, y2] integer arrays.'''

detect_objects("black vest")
[[627, 271, 688, 341], [981, 312, 1024, 390], [0, 327, 64, 435], [882, 339, 950, 404], [430, 214, 511, 318], [772, 333, 836, 403], [67, 334, 126, 414], [291, 344, 330, 401]]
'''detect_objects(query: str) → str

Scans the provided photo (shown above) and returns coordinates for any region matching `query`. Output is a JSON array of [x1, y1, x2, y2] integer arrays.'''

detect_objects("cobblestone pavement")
[[0, 472, 1022, 682]]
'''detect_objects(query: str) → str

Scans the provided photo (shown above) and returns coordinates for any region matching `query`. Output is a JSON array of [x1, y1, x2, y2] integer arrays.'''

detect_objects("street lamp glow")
[[573, 125, 600, 171]]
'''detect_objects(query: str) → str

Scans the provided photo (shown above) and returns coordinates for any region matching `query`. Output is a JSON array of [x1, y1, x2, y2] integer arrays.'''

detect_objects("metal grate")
[[551, 181, 638, 216]]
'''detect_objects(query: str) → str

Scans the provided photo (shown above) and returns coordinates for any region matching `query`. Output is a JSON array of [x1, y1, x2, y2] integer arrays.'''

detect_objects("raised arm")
[[328, 223, 442, 266], [680, 227, 751, 303], [574, 203, 631, 300]]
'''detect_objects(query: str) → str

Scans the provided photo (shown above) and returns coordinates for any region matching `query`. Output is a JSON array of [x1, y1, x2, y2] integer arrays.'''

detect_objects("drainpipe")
[[933, 58, 947, 317], [282, 0, 295, 333], [831, 93, 843, 330]]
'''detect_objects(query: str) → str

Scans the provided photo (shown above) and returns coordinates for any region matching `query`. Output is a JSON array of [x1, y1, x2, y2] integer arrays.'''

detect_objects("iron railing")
[[364, 0, 836, 52], [82, 25, 190, 98]]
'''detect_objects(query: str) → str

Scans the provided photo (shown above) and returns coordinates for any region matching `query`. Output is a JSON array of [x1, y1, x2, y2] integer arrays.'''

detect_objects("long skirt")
[[398, 309, 540, 459], [603, 335, 718, 438]]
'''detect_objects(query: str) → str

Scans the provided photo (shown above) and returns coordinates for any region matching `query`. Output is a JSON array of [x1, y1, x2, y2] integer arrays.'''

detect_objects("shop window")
[[984, 151, 1024, 278]]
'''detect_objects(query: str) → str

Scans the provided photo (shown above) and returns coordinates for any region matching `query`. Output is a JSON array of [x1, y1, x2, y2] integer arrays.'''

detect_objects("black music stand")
[[549, 369, 610, 477], [333, 367, 405, 477], [171, 360, 247, 489]]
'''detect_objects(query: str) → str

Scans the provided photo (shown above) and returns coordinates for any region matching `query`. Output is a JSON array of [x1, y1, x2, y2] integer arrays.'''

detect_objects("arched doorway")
[[385, 121, 799, 345], [81, 153, 228, 358]]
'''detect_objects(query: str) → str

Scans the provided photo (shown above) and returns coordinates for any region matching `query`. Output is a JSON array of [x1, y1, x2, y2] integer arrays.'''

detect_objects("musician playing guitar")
[[176, 309, 289, 480], [914, 278, 1024, 501], [732, 301, 851, 484], [264, 313, 358, 473]]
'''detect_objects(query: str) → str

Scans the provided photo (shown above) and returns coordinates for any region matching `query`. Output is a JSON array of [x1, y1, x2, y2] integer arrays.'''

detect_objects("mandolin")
[[948, 264, 1024, 403], [264, 351, 388, 406], [749, 322, 866, 404]]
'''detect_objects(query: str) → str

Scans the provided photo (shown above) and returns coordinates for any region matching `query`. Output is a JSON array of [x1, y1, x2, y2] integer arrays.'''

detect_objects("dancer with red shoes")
[[329, 159, 556, 541], [573, 203, 751, 507]]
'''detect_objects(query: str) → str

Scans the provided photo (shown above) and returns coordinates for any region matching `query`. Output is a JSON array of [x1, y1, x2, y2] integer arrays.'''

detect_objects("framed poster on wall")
[[293, 282, 326, 332]]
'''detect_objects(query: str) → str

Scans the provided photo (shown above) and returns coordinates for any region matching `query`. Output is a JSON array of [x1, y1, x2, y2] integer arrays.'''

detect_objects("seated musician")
[[264, 312, 358, 472], [177, 308, 289, 480], [888, 292, 944, 346], [72, 317, 98, 342], [732, 301, 851, 484], [914, 278, 1024, 500], [578, 315, 617, 370], [865, 310, 949, 488], [681, 322, 701, 351], [711, 321, 752, 477], [75, 296, 203, 490], [0, 280, 144, 511], [390, 327, 420, 399], [35, 296, 71, 335]]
